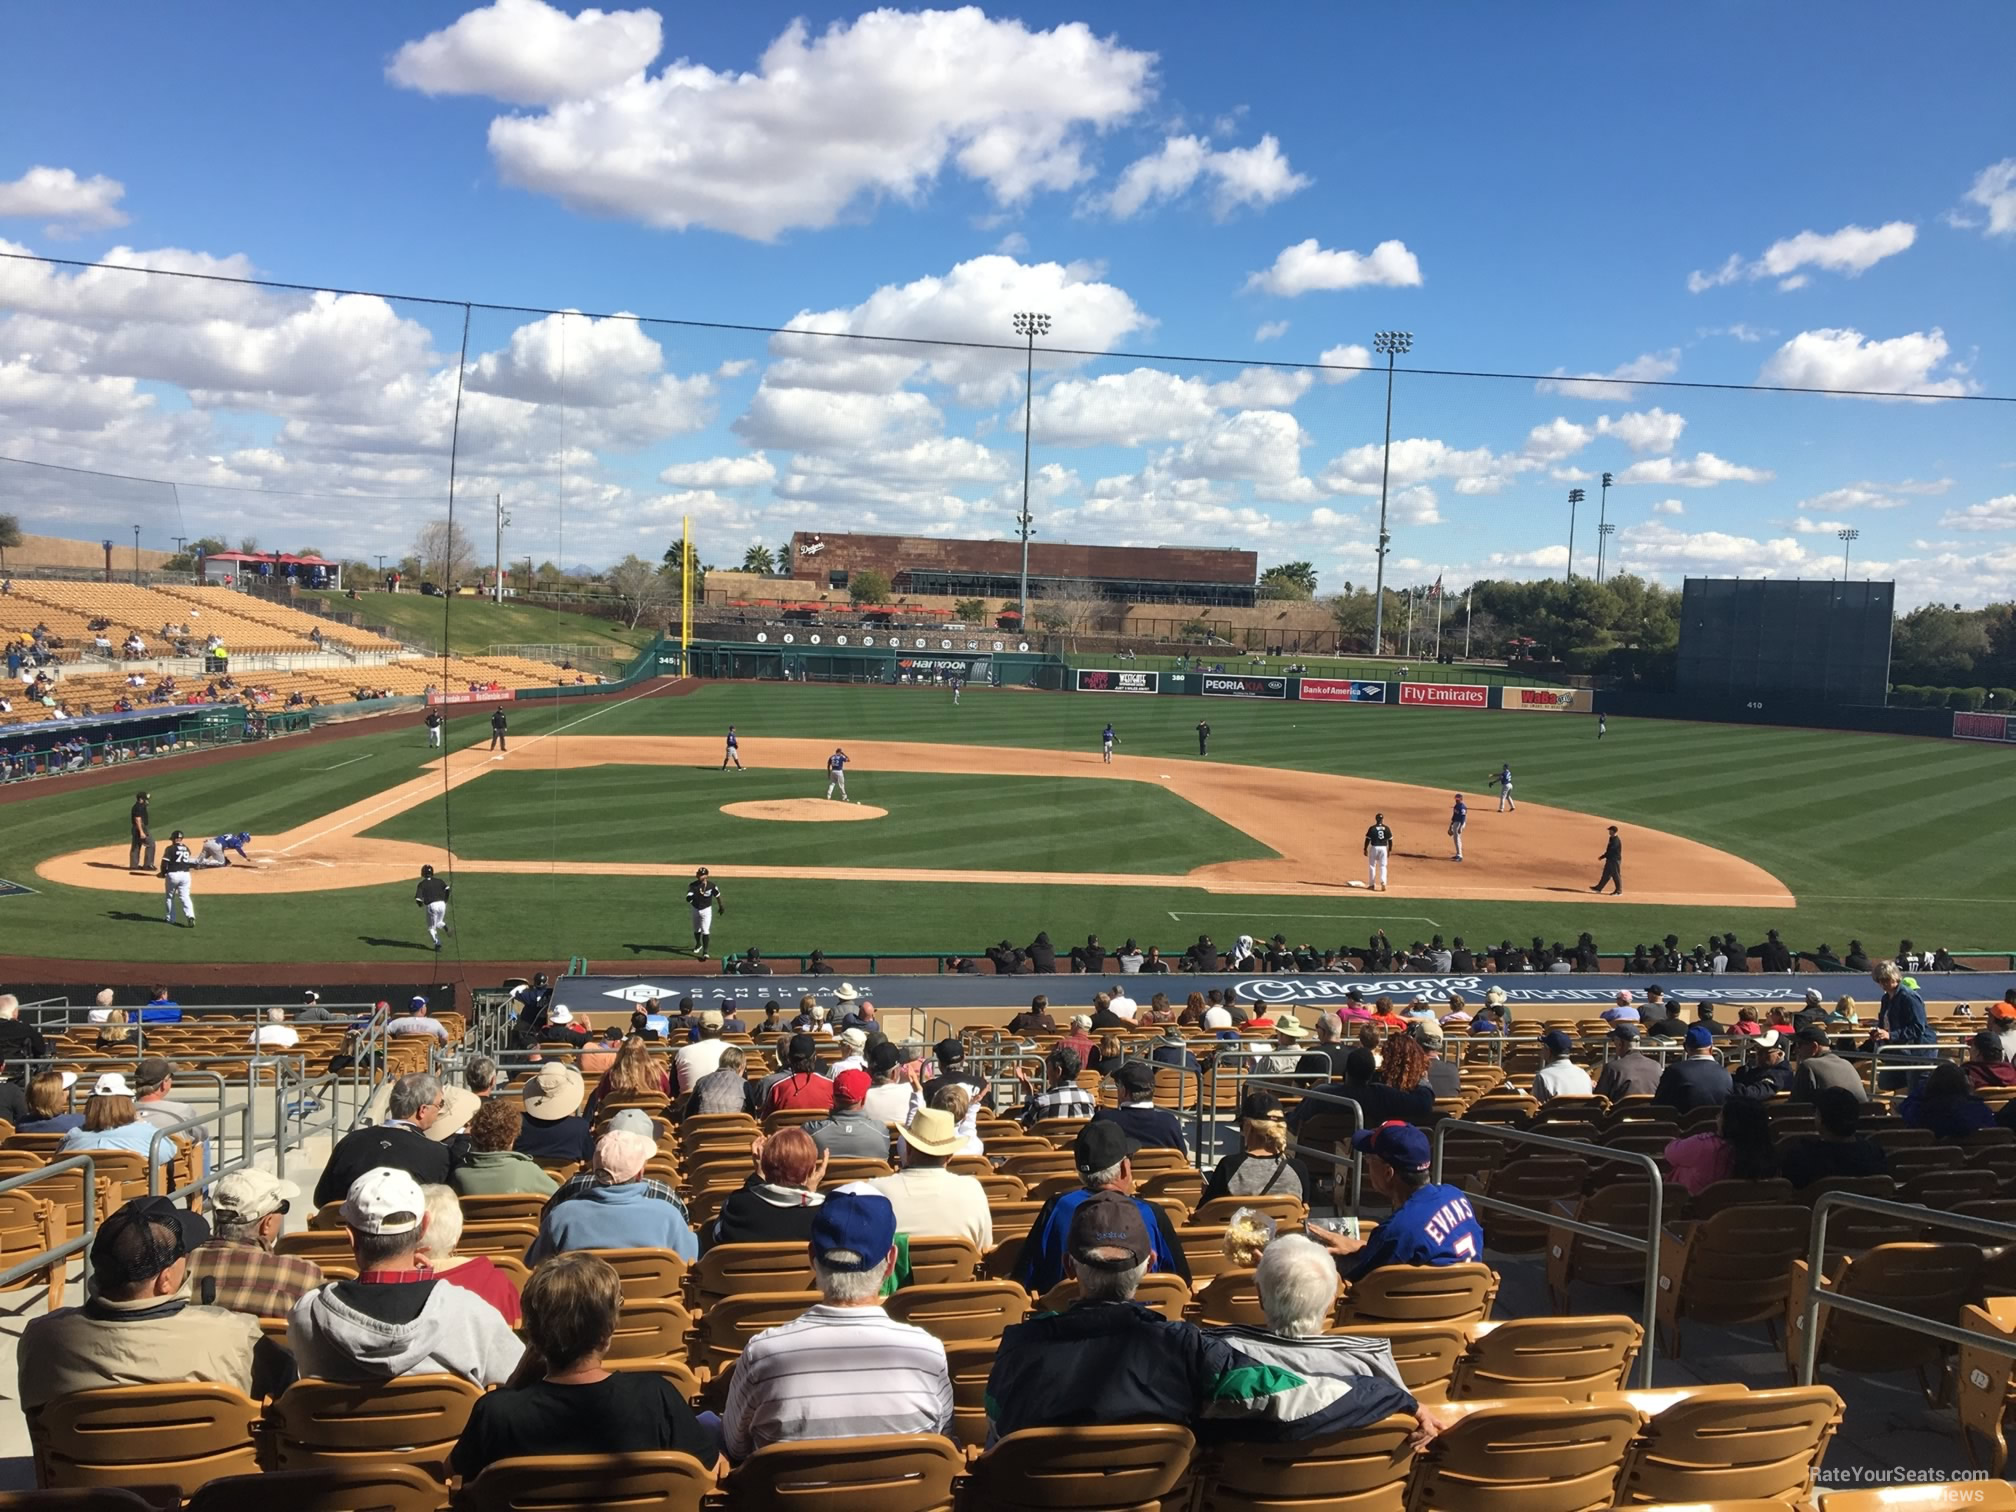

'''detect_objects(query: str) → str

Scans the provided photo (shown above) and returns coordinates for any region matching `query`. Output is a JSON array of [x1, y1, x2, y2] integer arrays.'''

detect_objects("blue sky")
[[1, 2, 2011, 604]]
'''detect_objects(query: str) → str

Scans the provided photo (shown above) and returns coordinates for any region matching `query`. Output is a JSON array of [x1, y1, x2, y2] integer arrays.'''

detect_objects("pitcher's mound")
[[721, 799, 887, 823]]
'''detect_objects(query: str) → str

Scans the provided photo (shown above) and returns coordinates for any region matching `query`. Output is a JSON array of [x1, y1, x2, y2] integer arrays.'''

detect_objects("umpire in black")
[[489, 706, 507, 751], [1592, 825, 1623, 895]]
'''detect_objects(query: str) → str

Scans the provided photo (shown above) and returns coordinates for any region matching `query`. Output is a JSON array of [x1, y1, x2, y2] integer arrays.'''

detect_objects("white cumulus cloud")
[[1522, 418, 1591, 463], [0, 166, 129, 229], [1254, 320, 1289, 343], [657, 454, 776, 488], [1595, 407, 1686, 454], [1097, 133, 1308, 219], [1687, 221, 1916, 293], [1652, 499, 1685, 515], [1244, 239, 1422, 296], [1316, 343, 1371, 383], [387, 0, 663, 105], [1535, 350, 1679, 400], [1615, 452, 1773, 488], [1939, 494, 2016, 532], [1759, 327, 1973, 400], [1951, 159, 2016, 237], [406, 7, 1155, 239]]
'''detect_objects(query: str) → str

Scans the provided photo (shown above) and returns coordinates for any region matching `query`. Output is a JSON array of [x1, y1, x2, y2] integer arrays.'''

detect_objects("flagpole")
[[1463, 584, 1473, 659], [1434, 579, 1445, 659]]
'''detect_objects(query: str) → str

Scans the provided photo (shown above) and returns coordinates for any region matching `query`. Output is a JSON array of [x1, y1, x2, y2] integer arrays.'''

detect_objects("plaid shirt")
[[188, 1236, 324, 1318], [546, 1170, 689, 1219], [1019, 1084, 1097, 1126]]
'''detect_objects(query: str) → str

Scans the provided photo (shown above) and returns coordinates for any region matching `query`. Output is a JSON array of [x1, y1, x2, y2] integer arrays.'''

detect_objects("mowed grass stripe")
[[363, 766, 1275, 874]]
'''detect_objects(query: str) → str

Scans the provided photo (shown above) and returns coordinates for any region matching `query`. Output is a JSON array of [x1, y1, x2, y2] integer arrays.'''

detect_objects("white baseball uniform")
[[161, 841, 195, 925]]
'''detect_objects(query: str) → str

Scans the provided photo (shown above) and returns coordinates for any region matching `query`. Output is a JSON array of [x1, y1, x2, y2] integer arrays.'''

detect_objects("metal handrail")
[[1246, 1077, 1364, 1215], [1202, 1048, 1330, 1161], [1795, 1191, 2016, 1385], [0, 1155, 99, 1292], [1429, 1119, 1667, 1388], [147, 1103, 253, 1203]]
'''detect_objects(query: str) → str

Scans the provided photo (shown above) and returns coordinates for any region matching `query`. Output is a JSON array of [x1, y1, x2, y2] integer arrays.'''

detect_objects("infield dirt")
[[36, 735, 1793, 908]]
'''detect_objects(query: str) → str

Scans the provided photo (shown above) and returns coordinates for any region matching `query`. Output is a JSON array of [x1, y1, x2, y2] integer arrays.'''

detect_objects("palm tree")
[[0, 513, 20, 573]]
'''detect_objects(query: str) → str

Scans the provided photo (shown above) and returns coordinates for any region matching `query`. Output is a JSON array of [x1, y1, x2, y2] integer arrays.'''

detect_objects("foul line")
[[308, 753, 375, 772], [1169, 909, 1443, 927]]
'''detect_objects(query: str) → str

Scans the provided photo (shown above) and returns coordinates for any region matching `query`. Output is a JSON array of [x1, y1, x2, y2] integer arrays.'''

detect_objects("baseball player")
[[424, 708, 442, 748], [1491, 762, 1515, 812], [1101, 723, 1117, 764], [489, 706, 508, 752], [722, 725, 743, 771], [687, 866, 723, 959], [159, 830, 196, 927], [951, 677, 961, 707], [1364, 812, 1394, 891], [415, 863, 451, 950], [1597, 713, 1607, 741], [1448, 794, 1467, 861], [1593, 825, 1623, 895], [197, 831, 252, 868], [1196, 719, 1211, 756], [825, 747, 851, 801]]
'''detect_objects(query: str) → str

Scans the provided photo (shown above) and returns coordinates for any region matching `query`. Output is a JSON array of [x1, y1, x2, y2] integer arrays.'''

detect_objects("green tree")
[[954, 597, 987, 620], [0, 511, 24, 572], [237, 536, 260, 554], [661, 539, 708, 596], [1259, 560, 1318, 599], [1892, 605, 1993, 684], [848, 569, 891, 605], [740, 543, 776, 575], [777, 540, 793, 574]]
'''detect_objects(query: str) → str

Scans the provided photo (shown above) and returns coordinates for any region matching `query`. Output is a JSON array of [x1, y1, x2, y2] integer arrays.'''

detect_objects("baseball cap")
[[1684, 1025, 1715, 1049], [839, 1027, 868, 1052], [1804, 988, 1824, 1006], [1989, 1001, 2016, 1023], [303, 990, 320, 1002], [1114, 1061, 1155, 1098], [934, 1037, 964, 1067], [211, 1169, 299, 1225], [604, 1108, 657, 1138], [809, 1191, 896, 1271], [1412, 1017, 1445, 1045], [1541, 1029, 1574, 1057], [698, 1009, 723, 1030], [1353, 1120, 1433, 1174], [522, 1062, 585, 1120], [1614, 990, 1634, 1006], [134, 1057, 172, 1093], [1067, 1191, 1154, 1271], [92, 1071, 135, 1098], [342, 1167, 426, 1236], [1753, 1030, 1781, 1050], [92, 1194, 210, 1288], [409, 995, 428, 1010], [1074, 1118, 1130, 1176], [832, 1069, 872, 1106], [1610, 1021, 1640, 1041], [1795, 1024, 1833, 1047]]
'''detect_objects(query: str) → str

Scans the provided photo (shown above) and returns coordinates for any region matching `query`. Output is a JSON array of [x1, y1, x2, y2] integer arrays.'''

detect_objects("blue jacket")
[[1878, 986, 1932, 1045], [526, 1182, 697, 1263], [1651, 1055, 1733, 1112], [1009, 1188, 1191, 1296], [1092, 1103, 1190, 1155]]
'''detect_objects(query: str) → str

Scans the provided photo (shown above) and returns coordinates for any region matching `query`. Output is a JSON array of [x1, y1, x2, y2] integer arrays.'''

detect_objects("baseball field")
[[3, 677, 2010, 969]]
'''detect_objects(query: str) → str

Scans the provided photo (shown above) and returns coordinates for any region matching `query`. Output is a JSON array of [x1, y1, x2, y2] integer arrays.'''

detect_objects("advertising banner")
[[1076, 668, 1160, 694], [1504, 685, 1594, 714], [1953, 711, 2016, 743], [427, 688, 515, 706], [1202, 674, 1287, 699], [1399, 681, 1489, 709], [1298, 677, 1387, 703]]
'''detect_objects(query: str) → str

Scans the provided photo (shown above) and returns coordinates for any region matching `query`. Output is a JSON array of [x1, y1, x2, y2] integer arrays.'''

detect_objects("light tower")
[[1596, 471, 1614, 581], [1370, 330, 1413, 656], [1838, 527, 1860, 578], [1012, 311, 1051, 631], [1566, 488, 1586, 581]]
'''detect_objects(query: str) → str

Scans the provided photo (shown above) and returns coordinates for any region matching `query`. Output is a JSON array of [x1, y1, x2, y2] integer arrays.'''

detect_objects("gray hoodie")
[[288, 1277, 523, 1386]]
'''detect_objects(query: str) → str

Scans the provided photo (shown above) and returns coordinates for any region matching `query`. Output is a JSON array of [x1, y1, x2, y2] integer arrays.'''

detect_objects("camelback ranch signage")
[[1202, 674, 1288, 699], [1399, 681, 1489, 708], [1076, 668, 1160, 694], [1298, 677, 1388, 703], [1505, 685, 1594, 713]]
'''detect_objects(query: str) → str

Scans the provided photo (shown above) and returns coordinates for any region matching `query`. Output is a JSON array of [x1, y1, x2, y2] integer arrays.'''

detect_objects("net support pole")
[[680, 514, 692, 676]]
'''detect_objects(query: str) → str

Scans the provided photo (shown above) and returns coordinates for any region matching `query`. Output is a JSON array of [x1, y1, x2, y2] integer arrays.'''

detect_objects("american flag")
[[1430, 574, 1443, 600]]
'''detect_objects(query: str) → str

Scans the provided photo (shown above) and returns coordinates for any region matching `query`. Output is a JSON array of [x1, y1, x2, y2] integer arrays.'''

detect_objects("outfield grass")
[[2, 681, 2010, 965], [366, 767, 1271, 873], [302, 590, 653, 659]]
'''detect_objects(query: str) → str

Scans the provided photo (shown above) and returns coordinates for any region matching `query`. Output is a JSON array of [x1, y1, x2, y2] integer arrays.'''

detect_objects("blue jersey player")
[[1491, 763, 1515, 812], [825, 747, 851, 801], [1101, 723, 1117, 763], [197, 831, 251, 867], [1448, 794, 1467, 861], [1311, 1123, 1483, 1282], [722, 725, 743, 771]]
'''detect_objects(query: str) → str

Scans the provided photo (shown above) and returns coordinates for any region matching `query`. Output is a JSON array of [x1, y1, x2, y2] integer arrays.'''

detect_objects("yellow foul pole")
[[680, 514, 692, 675]]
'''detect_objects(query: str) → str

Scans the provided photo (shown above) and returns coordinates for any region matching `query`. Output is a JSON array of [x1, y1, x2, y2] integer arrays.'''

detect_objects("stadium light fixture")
[[1013, 312, 1051, 630], [1838, 526, 1860, 578], [1566, 489, 1586, 582], [1370, 330, 1413, 657], [1596, 471, 1615, 582]]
